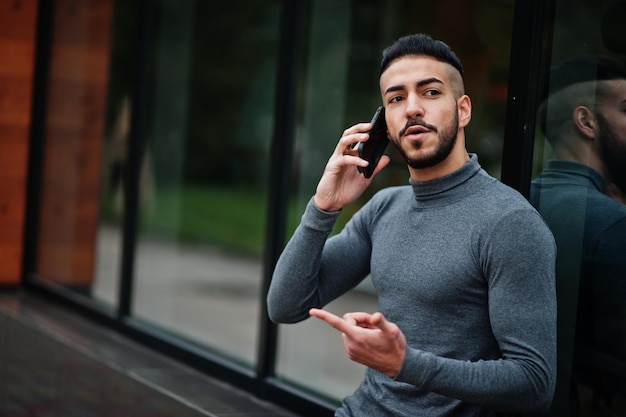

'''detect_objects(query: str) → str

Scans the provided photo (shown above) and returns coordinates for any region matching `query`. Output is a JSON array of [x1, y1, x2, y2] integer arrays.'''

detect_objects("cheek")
[[432, 108, 455, 130], [607, 116, 626, 142], [617, 118, 626, 137], [384, 114, 402, 140]]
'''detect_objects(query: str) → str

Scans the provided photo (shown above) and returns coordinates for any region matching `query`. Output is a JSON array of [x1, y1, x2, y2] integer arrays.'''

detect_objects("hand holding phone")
[[357, 106, 389, 178]]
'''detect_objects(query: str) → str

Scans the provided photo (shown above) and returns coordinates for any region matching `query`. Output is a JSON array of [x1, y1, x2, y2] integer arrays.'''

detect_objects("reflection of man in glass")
[[531, 55, 626, 416]]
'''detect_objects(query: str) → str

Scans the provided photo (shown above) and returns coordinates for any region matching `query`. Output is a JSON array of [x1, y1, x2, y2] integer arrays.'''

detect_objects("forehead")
[[379, 55, 453, 92], [600, 79, 626, 102]]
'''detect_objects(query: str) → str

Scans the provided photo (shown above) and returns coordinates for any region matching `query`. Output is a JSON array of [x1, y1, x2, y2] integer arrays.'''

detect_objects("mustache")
[[398, 119, 437, 137]]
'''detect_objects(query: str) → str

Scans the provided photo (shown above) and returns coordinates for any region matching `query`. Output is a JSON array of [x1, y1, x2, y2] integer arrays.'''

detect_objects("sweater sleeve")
[[394, 209, 557, 414], [267, 198, 372, 324]]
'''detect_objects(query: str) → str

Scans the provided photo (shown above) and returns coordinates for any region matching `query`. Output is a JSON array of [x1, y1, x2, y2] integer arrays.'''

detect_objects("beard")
[[392, 107, 460, 169], [596, 113, 626, 193]]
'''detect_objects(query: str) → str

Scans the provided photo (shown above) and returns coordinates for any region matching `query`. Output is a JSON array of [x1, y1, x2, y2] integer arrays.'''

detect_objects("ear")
[[458, 95, 472, 128], [573, 106, 597, 140]]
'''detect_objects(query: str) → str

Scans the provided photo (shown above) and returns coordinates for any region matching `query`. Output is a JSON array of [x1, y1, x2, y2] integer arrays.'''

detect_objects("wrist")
[[313, 195, 341, 213]]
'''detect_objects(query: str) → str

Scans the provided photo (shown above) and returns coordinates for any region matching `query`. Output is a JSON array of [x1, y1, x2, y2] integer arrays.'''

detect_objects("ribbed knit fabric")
[[268, 155, 557, 416]]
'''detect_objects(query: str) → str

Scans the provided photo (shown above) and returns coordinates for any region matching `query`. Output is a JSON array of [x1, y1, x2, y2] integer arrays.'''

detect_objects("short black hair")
[[537, 55, 626, 136], [379, 33, 464, 78], [541, 55, 626, 97]]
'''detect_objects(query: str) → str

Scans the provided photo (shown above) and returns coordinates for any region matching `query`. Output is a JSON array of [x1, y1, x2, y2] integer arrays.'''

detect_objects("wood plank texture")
[[36, 0, 113, 286], [0, 0, 38, 284]]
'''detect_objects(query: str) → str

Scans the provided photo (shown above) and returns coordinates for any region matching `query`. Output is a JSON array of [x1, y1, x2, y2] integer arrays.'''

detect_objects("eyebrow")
[[383, 77, 444, 95], [418, 77, 444, 87]]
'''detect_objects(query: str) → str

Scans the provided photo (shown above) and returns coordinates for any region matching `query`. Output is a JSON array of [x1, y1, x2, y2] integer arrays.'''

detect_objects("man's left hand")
[[309, 309, 407, 378]]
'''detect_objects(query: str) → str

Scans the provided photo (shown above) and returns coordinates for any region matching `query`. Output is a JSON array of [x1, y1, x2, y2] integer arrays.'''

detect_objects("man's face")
[[379, 56, 469, 170], [596, 79, 626, 192]]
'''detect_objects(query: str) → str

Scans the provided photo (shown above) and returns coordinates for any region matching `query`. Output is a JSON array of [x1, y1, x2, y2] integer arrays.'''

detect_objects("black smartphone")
[[357, 106, 389, 178]]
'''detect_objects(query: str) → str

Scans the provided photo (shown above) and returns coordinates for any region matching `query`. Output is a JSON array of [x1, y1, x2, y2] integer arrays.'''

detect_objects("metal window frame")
[[501, 0, 554, 197]]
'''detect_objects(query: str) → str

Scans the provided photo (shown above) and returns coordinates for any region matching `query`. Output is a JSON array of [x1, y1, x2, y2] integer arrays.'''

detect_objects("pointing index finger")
[[309, 308, 351, 333]]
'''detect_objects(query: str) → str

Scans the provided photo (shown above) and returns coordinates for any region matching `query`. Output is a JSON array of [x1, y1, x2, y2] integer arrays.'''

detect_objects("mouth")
[[403, 125, 432, 140], [399, 120, 436, 139], [405, 125, 430, 135]]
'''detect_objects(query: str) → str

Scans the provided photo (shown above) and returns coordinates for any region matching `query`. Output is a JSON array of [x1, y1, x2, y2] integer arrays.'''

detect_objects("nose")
[[405, 93, 424, 119]]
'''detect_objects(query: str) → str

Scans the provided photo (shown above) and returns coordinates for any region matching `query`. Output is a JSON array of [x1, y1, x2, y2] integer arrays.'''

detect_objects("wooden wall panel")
[[0, 0, 38, 285], [36, 0, 113, 287]]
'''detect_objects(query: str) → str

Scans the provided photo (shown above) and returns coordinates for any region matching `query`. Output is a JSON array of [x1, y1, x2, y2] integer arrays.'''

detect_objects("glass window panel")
[[94, 2, 143, 308], [529, 1, 626, 415], [275, 0, 515, 401], [131, 0, 281, 367]]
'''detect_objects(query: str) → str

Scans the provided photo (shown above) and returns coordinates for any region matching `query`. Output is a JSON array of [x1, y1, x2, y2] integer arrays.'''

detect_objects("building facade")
[[1, 0, 625, 415]]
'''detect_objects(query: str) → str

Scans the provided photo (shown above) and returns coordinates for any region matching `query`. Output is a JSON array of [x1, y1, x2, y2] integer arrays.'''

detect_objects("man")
[[268, 33, 557, 416], [530, 55, 626, 416]]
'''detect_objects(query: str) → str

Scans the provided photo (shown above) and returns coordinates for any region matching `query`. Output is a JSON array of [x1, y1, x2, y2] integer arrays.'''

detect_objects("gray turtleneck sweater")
[[267, 155, 557, 416]]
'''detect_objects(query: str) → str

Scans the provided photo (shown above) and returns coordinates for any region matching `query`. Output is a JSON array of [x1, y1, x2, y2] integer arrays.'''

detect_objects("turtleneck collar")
[[542, 159, 606, 192], [408, 154, 488, 207]]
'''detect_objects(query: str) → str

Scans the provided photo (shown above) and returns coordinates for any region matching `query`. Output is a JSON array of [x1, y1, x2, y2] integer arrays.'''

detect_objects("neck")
[[554, 140, 608, 179]]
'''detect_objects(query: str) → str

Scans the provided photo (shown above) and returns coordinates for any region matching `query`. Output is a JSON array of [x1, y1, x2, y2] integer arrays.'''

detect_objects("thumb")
[[371, 312, 391, 332], [372, 312, 407, 351]]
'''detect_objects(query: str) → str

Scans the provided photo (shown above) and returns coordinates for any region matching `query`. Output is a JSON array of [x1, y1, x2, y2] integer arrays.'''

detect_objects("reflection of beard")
[[393, 106, 459, 169], [597, 113, 626, 193]]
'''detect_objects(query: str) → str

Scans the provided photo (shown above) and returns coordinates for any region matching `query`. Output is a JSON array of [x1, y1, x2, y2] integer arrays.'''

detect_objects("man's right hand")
[[313, 123, 390, 212]]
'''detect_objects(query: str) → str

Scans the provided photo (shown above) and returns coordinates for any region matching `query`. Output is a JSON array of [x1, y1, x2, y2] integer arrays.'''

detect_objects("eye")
[[389, 95, 404, 104], [424, 89, 441, 97]]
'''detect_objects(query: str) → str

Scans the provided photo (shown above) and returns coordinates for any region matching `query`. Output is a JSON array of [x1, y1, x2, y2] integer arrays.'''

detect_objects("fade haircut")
[[537, 55, 626, 144], [379, 33, 464, 79]]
